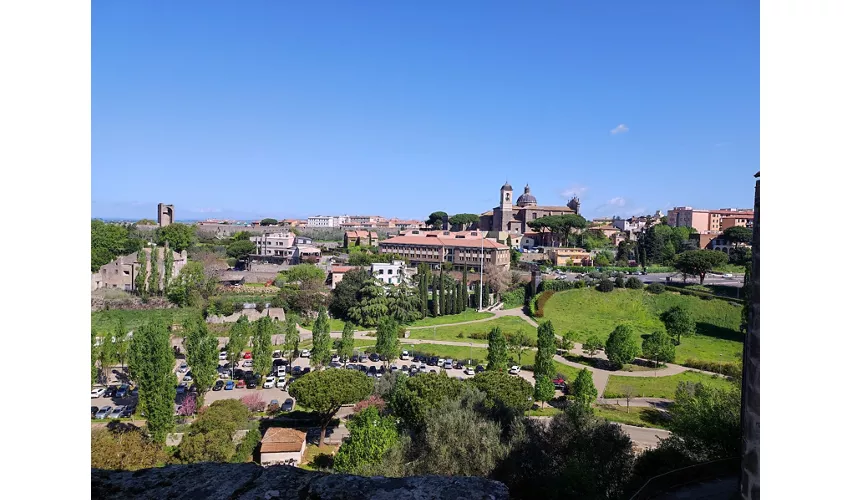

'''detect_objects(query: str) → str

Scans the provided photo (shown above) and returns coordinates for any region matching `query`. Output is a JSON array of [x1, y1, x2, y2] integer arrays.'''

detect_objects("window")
[[388, 269, 393, 275]]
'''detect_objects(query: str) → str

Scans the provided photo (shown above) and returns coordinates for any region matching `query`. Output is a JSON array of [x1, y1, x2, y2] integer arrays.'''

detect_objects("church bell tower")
[[499, 182, 513, 232]]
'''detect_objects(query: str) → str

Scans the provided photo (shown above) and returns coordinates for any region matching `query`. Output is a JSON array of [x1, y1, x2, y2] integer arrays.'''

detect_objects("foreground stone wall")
[[740, 173, 760, 500], [91, 463, 509, 500]]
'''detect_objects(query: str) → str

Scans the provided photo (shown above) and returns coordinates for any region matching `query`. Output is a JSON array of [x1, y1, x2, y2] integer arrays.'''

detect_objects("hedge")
[[501, 287, 526, 309], [646, 283, 666, 294], [680, 359, 742, 379], [552, 265, 674, 274], [664, 286, 744, 305], [534, 291, 555, 318]]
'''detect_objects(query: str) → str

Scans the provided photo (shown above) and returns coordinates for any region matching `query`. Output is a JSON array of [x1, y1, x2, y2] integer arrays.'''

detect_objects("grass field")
[[406, 316, 538, 344], [92, 308, 202, 333], [541, 288, 743, 364], [400, 342, 538, 367], [603, 371, 739, 399], [409, 310, 495, 327], [593, 404, 671, 430], [526, 407, 561, 417]]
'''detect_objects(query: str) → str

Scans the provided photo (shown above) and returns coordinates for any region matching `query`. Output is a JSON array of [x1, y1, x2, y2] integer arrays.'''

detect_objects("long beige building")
[[667, 206, 754, 233], [378, 230, 510, 271], [91, 245, 187, 292]]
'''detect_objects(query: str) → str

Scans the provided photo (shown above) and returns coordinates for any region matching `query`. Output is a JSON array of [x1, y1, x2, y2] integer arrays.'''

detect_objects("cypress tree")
[[446, 286, 453, 315], [455, 282, 462, 313], [148, 246, 160, 296], [439, 266, 446, 316], [462, 266, 469, 310], [418, 264, 428, 317], [431, 275, 439, 317], [483, 283, 491, 308], [163, 244, 174, 290], [134, 249, 148, 298]]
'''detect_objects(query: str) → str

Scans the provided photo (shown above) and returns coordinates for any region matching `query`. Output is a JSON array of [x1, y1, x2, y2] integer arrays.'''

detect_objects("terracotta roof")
[[527, 205, 576, 212], [345, 230, 377, 238], [260, 428, 307, 454], [331, 266, 358, 274], [380, 235, 509, 249]]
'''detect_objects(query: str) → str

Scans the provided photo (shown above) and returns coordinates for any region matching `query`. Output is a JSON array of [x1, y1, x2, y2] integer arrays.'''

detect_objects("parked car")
[[272, 350, 282, 359], [273, 358, 285, 367], [182, 374, 193, 382], [390, 364, 398, 372], [302, 367, 311, 375], [242, 360, 253, 368], [476, 365, 485, 373], [176, 383, 187, 395], [429, 369, 437, 373], [552, 378, 566, 390], [464, 367, 475, 376], [268, 399, 280, 413], [359, 355, 368, 363], [105, 386, 118, 398], [246, 376, 259, 389], [219, 369, 232, 379], [454, 361, 465, 370], [234, 369, 245, 380], [509, 366, 521, 375], [91, 406, 99, 418], [219, 352, 228, 360], [225, 380, 235, 390], [419, 362, 427, 371], [95, 406, 112, 419], [367, 366, 377, 377], [437, 358, 445, 367], [263, 376, 276, 389], [282, 398, 295, 412], [378, 365, 386, 374], [121, 405, 135, 417], [243, 352, 252, 359], [369, 353, 380, 362], [409, 366, 418, 374], [213, 380, 224, 391], [292, 366, 303, 376], [443, 359, 454, 369], [116, 385, 129, 398], [301, 349, 311, 358], [276, 366, 288, 377], [331, 354, 340, 363], [236, 379, 246, 389], [91, 387, 106, 399], [178, 363, 188, 373], [110, 406, 125, 419], [276, 377, 288, 389]]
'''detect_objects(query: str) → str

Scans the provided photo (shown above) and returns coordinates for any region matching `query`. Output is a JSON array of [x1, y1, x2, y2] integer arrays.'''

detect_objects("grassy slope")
[[408, 310, 495, 327], [406, 316, 538, 344], [593, 405, 672, 430], [92, 308, 202, 333], [541, 288, 743, 364], [603, 371, 739, 399]]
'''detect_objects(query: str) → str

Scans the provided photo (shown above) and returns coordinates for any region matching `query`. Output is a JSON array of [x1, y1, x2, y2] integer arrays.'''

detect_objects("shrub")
[[353, 395, 387, 414], [681, 359, 742, 379], [535, 291, 555, 317], [239, 393, 267, 412], [456, 332, 465, 339], [614, 276, 625, 288], [625, 277, 643, 289], [232, 428, 261, 463], [501, 287, 526, 308], [596, 279, 614, 292], [647, 283, 666, 294]]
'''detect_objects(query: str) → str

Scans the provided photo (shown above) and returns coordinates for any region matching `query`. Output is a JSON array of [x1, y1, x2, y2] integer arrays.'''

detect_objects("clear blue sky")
[[92, 1, 759, 222]]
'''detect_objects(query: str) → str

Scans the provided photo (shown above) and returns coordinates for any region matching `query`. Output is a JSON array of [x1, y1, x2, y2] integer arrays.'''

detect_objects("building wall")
[[740, 175, 760, 499], [378, 242, 510, 271], [157, 203, 174, 227], [94, 247, 187, 292], [260, 447, 305, 467]]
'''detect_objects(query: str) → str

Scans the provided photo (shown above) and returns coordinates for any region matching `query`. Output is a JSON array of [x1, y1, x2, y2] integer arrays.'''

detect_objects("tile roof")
[[260, 428, 307, 454], [331, 266, 358, 274], [380, 235, 509, 249]]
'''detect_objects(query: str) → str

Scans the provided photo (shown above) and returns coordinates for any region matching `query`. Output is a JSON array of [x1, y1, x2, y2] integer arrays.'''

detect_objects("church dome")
[[501, 181, 513, 191], [516, 185, 537, 207]]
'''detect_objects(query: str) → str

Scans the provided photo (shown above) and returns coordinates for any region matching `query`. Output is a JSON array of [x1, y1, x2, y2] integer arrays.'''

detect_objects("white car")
[[178, 363, 188, 373], [276, 377, 288, 389], [400, 350, 410, 360], [464, 367, 475, 376], [219, 352, 228, 360], [242, 360, 254, 368], [273, 350, 282, 358], [509, 366, 521, 375], [182, 374, 193, 382], [276, 366, 288, 377], [331, 354, 340, 363], [443, 359, 454, 369], [263, 376, 276, 389], [723, 273, 734, 278], [438, 358, 445, 367], [91, 387, 106, 398], [301, 349, 311, 358]]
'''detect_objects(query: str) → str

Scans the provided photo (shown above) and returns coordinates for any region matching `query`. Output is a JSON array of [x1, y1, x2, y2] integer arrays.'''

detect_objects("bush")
[[240, 393, 267, 412], [647, 283, 666, 294], [501, 287, 526, 308], [232, 428, 261, 463], [681, 359, 742, 379], [535, 291, 555, 317], [625, 277, 643, 289], [596, 279, 614, 292], [665, 286, 744, 305], [614, 276, 625, 288]]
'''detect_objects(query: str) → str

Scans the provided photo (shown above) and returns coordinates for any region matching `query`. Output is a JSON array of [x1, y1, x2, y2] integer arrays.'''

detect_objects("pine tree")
[[148, 246, 160, 296], [134, 249, 148, 297], [462, 266, 469, 310]]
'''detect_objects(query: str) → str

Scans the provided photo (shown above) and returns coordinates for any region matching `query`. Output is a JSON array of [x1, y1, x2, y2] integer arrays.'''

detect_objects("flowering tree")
[[352, 395, 386, 414], [178, 394, 196, 416], [240, 392, 267, 412]]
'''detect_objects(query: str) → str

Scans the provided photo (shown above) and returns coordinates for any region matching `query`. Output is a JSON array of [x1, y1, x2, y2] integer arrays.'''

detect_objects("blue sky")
[[92, 1, 759, 221]]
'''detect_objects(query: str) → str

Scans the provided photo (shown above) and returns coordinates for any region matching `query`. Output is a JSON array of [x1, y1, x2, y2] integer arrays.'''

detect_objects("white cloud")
[[610, 124, 629, 135], [190, 207, 222, 214], [560, 184, 589, 199], [592, 196, 647, 218], [607, 197, 627, 207]]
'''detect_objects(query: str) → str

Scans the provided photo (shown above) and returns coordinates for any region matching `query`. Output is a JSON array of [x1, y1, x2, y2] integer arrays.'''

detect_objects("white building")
[[370, 260, 415, 286], [259, 428, 307, 467], [306, 215, 349, 228], [249, 232, 316, 264]]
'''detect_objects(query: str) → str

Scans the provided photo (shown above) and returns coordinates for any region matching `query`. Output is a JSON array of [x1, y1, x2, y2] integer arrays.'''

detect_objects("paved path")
[[528, 416, 671, 450]]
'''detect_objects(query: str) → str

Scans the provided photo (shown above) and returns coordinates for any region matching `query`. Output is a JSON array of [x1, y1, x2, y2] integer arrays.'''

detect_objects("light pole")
[[478, 235, 484, 311]]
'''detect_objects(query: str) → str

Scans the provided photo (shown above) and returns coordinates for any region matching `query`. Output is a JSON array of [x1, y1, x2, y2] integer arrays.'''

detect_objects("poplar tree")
[[135, 249, 148, 297], [183, 315, 219, 401], [128, 320, 175, 443], [311, 307, 332, 368], [148, 246, 160, 296], [164, 245, 174, 289], [284, 315, 300, 368], [339, 322, 355, 360], [252, 316, 274, 378], [486, 327, 508, 371], [533, 321, 557, 405]]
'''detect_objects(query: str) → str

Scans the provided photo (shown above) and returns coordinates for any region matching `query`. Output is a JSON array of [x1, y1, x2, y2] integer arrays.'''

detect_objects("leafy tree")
[[389, 371, 465, 429], [667, 382, 742, 459], [614, 276, 625, 288], [386, 282, 422, 324], [533, 320, 557, 405], [226, 240, 255, 262], [486, 327, 509, 371], [226, 316, 251, 376], [625, 277, 643, 289], [178, 399, 251, 463], [722, 226, 752, 247], [572, 368, 597, 408], [642, 331, 676, 367], [91, 328, 98, 386], [582, 335, 604, 358], [310, 307, 332, 367], [288, 369, 373, 442], [673, 249, 729, 284], [232, 231, 251, 241], [527, 214, 588, 247], [508, 330, 531, 365], [260, 218, 278, 226], [252, 316, 274, 378], [128, 320, 175, 443], [167, 261, 216, 307], [96, 333, 116, 385], [375, 317, 401, 368], [134, 249, 148, 297], [425, 211, 448, 229], [284, 315, 300, 367], [91, 428, 168, 471], [233, 428, 262, 463], [147, 246, 160, 295], [156, 223, 196, 252], [660, 305, 696, 345], [534, 371, 556, 408], [334, 405, 399, 473], [493, 405, 634, 500], [615, 240, 636, 263], [448, 213, 479, 229], [347, 281, 389, 327], [163, 247, 174, 289], [595, 251, 612, 267], [604, 324, 641, 370], [597, 278, 614, 292], [338, 322, 355, 360], [470, 370, 534, 417], [113, 318, 130, 371], [91, 219, 130, 271], [282, 263, 327, 284]]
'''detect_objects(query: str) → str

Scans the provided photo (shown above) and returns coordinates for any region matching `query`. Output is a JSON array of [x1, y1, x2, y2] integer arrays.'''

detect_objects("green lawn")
[[92, 308, 202, 333], [593, 404, 671, 430], [406, 316, 538, 344], [603, 371, 739, 399], [553, 361, 582, 381], [408, 310, 495, 327], [525, 407, 562, 417], [401, 342, 549, 371], [541, 288, 743, 364]]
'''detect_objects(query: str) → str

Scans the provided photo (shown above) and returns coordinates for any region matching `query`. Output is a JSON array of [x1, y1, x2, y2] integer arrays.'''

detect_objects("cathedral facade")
[[478, 182, 581, 236]]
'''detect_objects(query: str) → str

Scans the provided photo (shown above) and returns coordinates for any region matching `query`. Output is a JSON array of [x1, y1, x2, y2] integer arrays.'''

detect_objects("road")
[[547, 272, 745, 289]]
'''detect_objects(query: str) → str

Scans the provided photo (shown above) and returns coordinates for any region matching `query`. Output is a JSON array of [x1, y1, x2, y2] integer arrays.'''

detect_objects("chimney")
[[442, 214, 449, 231]]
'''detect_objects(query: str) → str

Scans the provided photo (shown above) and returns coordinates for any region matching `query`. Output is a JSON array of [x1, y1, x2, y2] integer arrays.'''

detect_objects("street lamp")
[[478, 235, 484, 311]]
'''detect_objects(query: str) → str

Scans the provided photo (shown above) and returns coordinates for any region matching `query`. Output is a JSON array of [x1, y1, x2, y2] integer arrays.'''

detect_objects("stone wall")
[[207, 308, 285, 324], [91, 463, 509, 500], [740, 173, 760, 500]]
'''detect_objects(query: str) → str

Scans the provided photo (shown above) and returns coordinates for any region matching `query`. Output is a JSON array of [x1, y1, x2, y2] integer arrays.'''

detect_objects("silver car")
[[109, 406, 124, 419], [95, 406, 112, 419]]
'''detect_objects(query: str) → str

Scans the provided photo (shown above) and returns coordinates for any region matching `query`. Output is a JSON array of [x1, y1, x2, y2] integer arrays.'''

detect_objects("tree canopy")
[[128, 320, 175, 443], [329, 268, 372, 320], [527, 214, 587, 246], [660, 306, 696, 345], [722, 226, 753, 246], [288, 369, 373, 440], [673, 250, 728, 284], [449, 213, 480, 228], [183, 315, 220, 399], [226, 240, 255, 261], [333, 405, 400, 474], [260, 218, 278, 226], [641, 331, 677, 366], [486, 327, 509, 372], [605, 324, 641, 370], [389, 371, 465, 429], [425, 211, 448, 229], [572, 368, 597, 408], [156, 223, 196, 252], [470, 370, 534, 418]]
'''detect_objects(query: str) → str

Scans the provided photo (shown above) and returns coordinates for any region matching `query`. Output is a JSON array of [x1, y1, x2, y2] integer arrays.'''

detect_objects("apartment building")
[[378, 230, 510, 271], [720, 214, 755, 231], [549, 247, 592, 267], [371, 260, 415, 286], [667, 207, 754, 232], [249, 232, 316, 264], [306, 215, 349, 228]]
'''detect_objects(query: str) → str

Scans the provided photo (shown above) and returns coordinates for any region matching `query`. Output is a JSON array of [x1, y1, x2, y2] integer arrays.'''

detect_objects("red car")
[[242, 352, 252, 360], [552, 378, 567, 391], [236, 379, 246, 389]]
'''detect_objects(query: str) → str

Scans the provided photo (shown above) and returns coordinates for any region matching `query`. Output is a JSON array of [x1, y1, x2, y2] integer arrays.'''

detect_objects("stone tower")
[[157, 203, 174, 227], [567, 196, 581, 215], [740, 172, 760, 499], [499, 182, 513, 232]]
